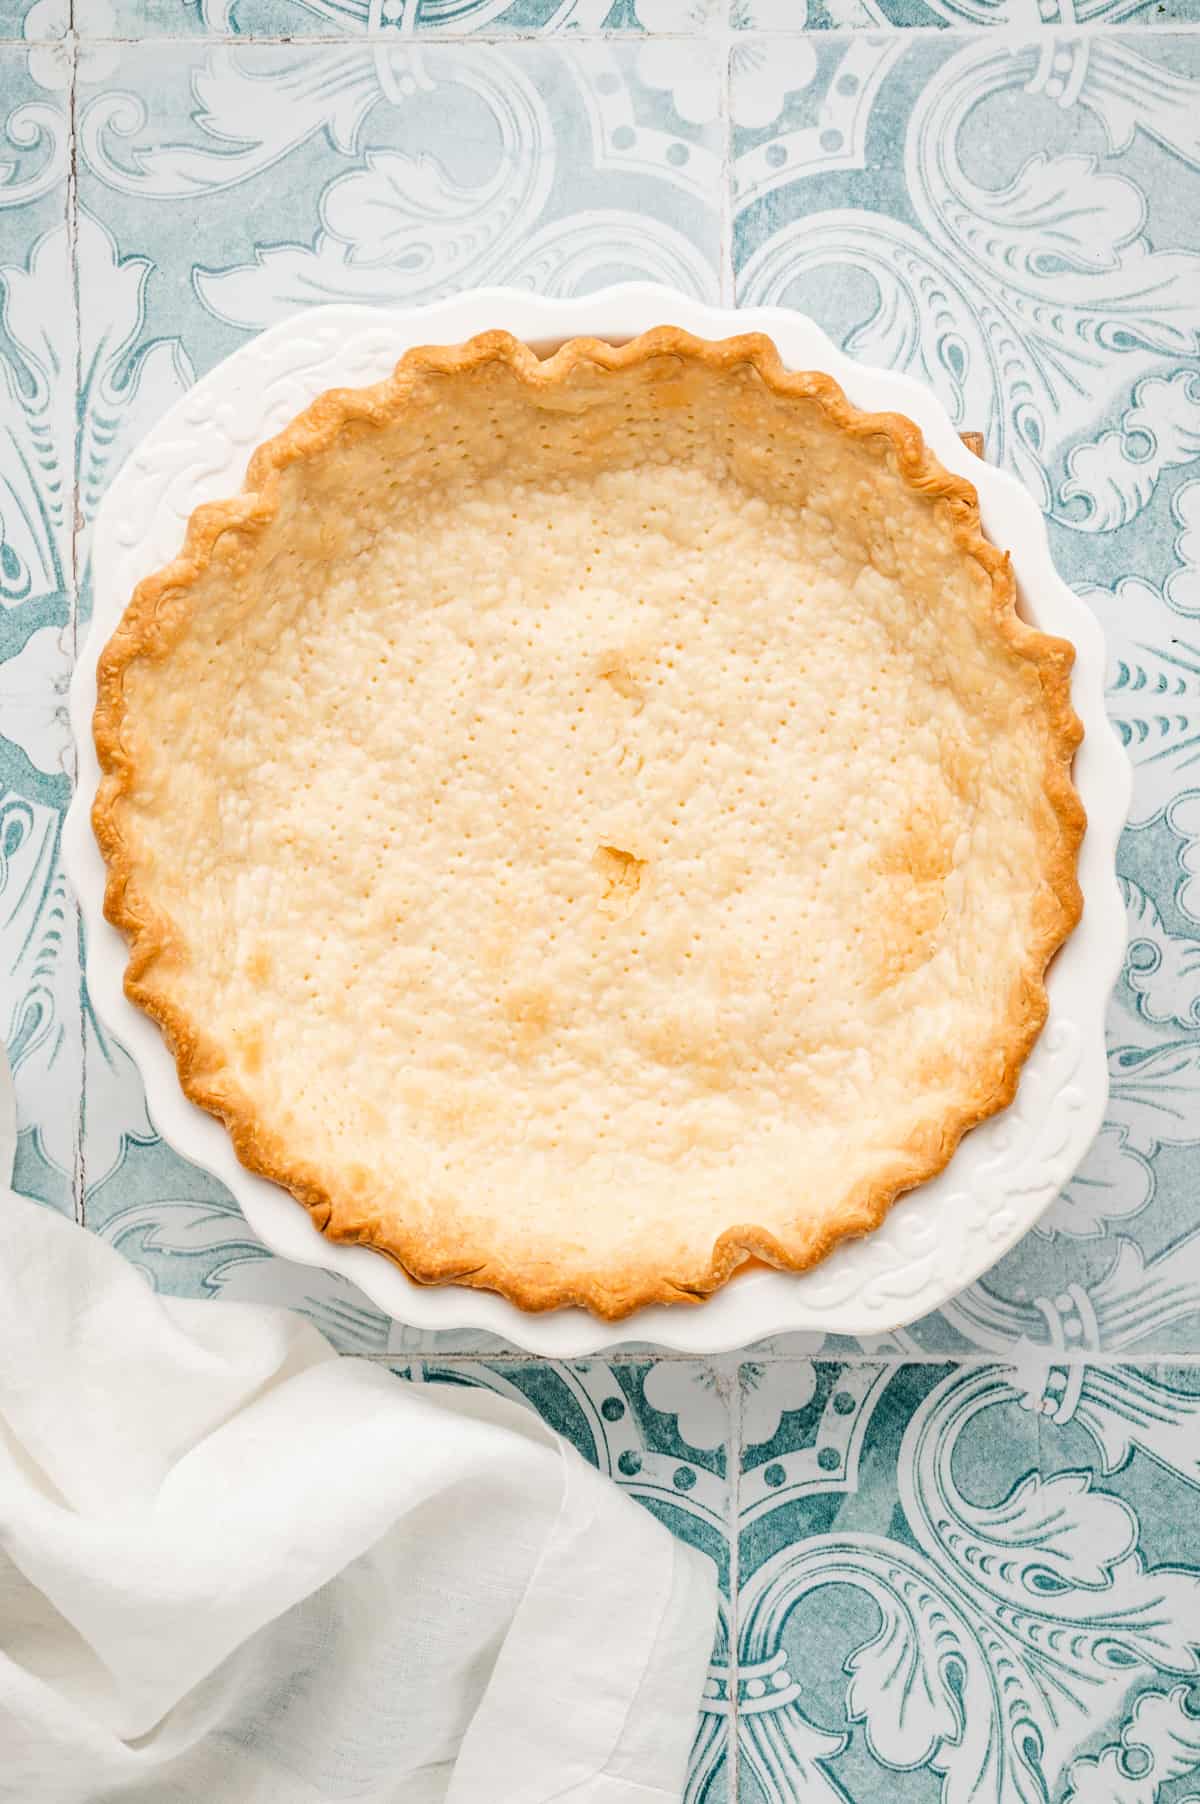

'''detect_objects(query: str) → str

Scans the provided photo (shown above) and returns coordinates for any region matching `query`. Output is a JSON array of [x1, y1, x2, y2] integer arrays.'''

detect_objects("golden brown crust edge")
[[93, 326, 1086, 1320]]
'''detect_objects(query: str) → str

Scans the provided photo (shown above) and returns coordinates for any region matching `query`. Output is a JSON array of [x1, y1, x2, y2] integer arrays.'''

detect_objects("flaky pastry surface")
[[94, 329, 1084, 1317]]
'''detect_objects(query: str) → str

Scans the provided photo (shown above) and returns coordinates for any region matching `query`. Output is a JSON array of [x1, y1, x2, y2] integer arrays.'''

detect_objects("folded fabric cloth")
[[0, 1061, 716, 1802]]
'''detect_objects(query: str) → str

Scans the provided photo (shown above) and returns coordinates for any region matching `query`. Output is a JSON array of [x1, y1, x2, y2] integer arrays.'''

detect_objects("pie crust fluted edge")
[[93, 327, 1086, 1319]]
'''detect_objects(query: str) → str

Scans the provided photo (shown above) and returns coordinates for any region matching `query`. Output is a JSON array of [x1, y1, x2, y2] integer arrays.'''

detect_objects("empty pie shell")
[[93, 327, 1085, 1319]]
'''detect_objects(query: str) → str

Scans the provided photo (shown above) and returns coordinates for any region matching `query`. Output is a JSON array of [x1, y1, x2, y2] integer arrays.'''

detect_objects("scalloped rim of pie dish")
[[93, 327, 1085, 1319]]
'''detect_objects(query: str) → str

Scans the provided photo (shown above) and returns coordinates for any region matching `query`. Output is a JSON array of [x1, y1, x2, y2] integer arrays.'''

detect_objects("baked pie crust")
[[93, 328, 1084, 1318]]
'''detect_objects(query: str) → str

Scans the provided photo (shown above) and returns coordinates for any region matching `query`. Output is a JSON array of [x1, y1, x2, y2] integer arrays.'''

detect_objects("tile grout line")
[[725, 1354, 741, 1802], [66, 4, 86, 1229]]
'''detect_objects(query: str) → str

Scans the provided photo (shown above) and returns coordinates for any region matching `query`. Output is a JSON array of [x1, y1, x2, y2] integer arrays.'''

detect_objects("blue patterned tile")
[[731, 0, 1197, 25], [1, 43, 77, 1213], [734, 33, 1200, 1355], [76, 0, 720, 40], [83, 1131, 402, 1350], [84, 1125, 579, 1356], [401, 1356, 732, 1799], [73, 36, 721, 535], [733, 35, 1200, 485], [736, 1358, 1200, 1801], [5, 0, 67, 40]]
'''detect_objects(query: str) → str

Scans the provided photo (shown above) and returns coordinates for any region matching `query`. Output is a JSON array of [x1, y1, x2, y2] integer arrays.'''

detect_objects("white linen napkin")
[[0, 1058, 716, 1803]]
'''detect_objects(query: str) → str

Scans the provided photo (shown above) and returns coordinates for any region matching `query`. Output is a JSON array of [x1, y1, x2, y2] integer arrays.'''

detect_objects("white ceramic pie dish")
[[64, 286, 1129, 1356]]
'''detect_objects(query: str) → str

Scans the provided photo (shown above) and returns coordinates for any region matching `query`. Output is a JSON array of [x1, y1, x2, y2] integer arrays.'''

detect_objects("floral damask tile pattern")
[[734, 33, 1200, 1356], [404, 1356, 733, 1578], [0, 43, 77, 1212], [6, 0, 67, 38], [75, 0, 721, 40], [733, 36, 1200, 496], [736, 1358, 1200, 1802], [732, 0, 1198, 28], [402, 1356, 733, 1799], [73, 37, 721, 480], [67, 0, 1200, 34]]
